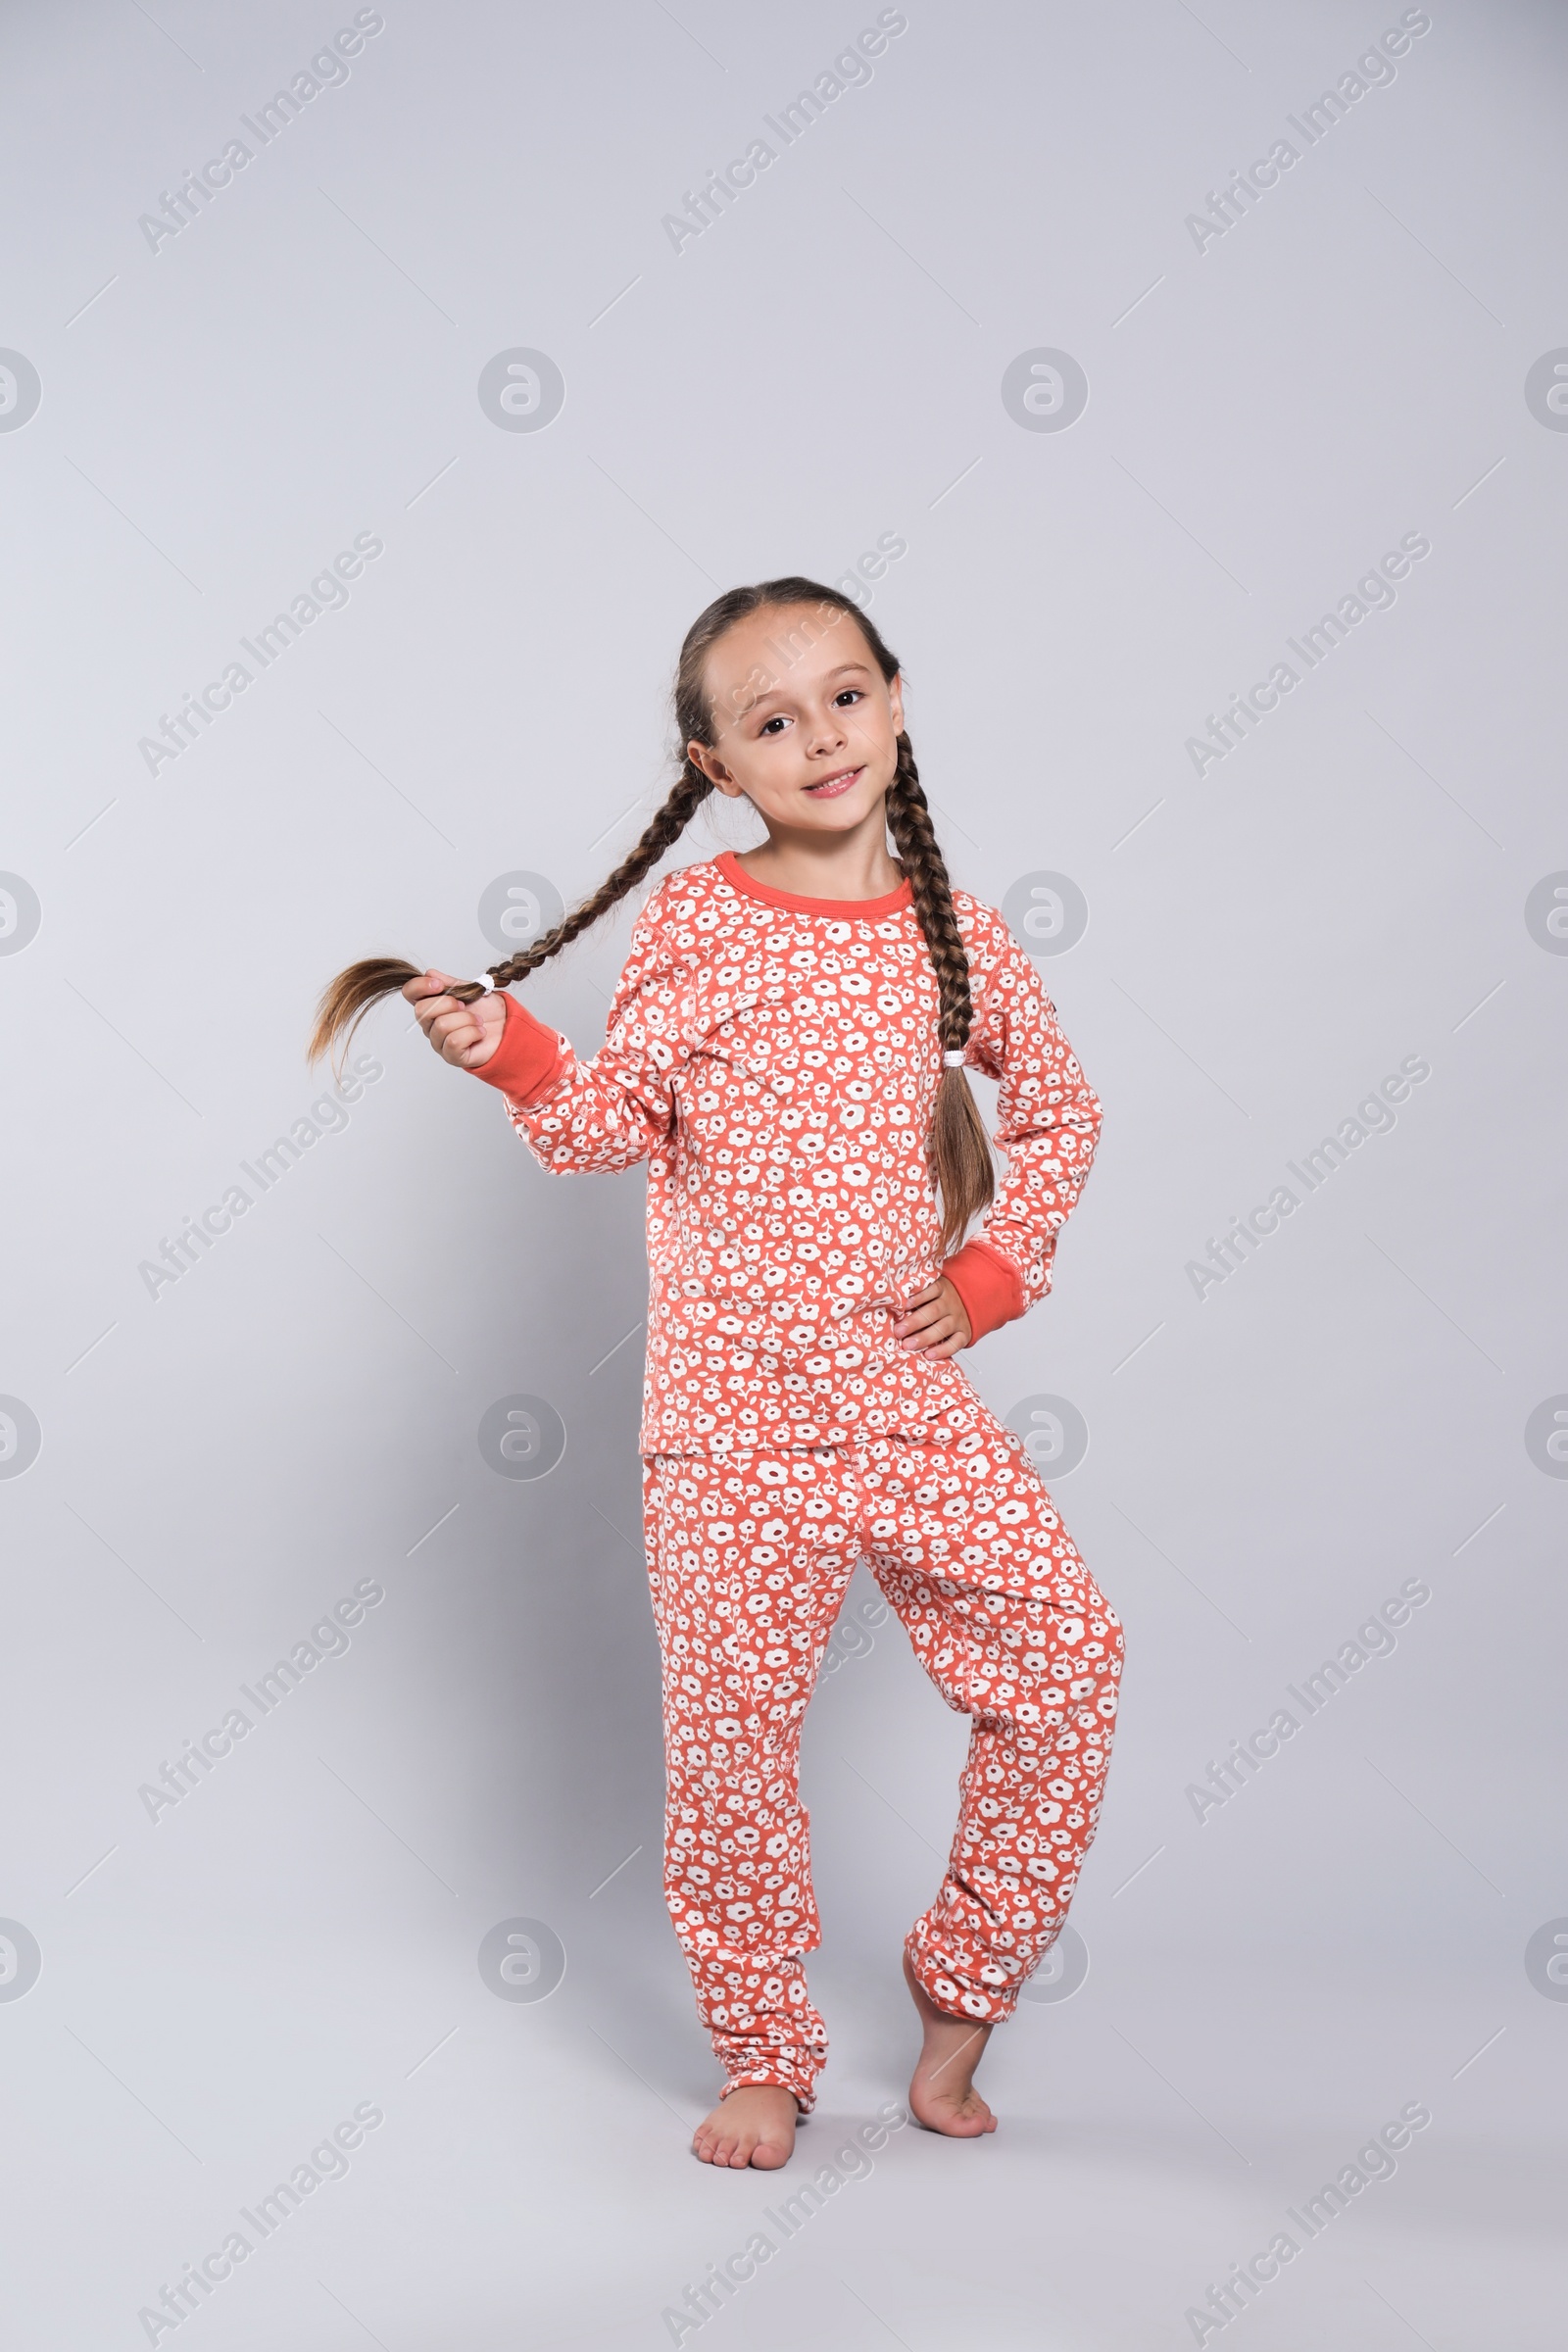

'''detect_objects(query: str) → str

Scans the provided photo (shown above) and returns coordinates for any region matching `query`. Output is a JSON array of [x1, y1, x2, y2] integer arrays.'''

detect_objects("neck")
[[733, 802, 903, 902]]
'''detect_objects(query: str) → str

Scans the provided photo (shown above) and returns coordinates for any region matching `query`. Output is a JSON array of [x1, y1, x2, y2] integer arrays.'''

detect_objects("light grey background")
[[2, 2, 1564, 2345]]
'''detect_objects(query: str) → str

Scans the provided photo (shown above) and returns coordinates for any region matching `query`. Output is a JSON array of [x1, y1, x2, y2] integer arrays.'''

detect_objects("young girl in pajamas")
[[312, 578, 1123, 2172]]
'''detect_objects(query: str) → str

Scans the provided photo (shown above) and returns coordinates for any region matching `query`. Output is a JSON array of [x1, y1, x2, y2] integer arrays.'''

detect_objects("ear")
[[887, 669, 905, 735], [688, 737, 744, 798]]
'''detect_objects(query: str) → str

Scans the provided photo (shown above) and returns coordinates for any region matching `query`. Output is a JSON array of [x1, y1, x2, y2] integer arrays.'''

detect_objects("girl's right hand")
[[403, 968, 507, 1069]]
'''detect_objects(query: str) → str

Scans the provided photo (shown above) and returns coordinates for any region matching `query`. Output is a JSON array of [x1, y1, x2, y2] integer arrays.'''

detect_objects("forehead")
[[705, 602, 878, 706]]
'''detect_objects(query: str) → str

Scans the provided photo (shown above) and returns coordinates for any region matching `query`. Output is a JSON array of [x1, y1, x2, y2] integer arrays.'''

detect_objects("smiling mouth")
[[804, 766, 864, 799]]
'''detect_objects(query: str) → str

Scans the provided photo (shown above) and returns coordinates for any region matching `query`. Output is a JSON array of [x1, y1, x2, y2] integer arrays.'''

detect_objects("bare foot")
[[904, 1950, 998, 2136], [691, 2084, 799, 2169]]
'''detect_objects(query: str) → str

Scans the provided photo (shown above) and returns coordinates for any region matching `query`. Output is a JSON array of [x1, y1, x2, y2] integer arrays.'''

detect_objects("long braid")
[[307, 763, 712, 1066], [479, 762, 712, 994], [311, 573, 996, 1259], [885, 737, 996, 1251], [884, 737, 972, 1054]]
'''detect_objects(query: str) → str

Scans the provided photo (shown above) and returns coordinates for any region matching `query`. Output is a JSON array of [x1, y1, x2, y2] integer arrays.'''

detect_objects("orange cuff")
[[942, 1239, 1025, 1345], [468, 994, 565, 1103]]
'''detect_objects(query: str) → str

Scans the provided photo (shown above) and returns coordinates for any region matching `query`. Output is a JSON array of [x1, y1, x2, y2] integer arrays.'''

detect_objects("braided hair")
[[309, 576, 995, 1250]]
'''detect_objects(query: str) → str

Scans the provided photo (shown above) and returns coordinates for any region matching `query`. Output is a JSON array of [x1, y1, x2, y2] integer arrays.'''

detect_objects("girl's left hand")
[[892, 1277, 972, 1357]]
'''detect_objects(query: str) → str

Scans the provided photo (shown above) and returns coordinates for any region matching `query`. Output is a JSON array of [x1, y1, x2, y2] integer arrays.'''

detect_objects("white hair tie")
[[943, 1049, 967, 1068], [467, 976, 499, 995]]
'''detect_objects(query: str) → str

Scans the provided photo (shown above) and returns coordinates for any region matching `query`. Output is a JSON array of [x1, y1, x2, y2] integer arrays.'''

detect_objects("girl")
[[311, 578, 1123, 2173]]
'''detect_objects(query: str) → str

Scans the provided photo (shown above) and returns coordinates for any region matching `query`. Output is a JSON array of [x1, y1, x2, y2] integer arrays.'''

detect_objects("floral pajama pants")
[[640, 1402, 1125, 2112]]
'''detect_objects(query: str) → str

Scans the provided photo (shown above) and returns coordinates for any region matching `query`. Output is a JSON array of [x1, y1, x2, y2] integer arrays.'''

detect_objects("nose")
[[804, 703, 850, 759]]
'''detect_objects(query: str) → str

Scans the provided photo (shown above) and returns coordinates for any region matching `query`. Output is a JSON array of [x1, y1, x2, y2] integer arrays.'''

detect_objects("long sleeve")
[[470, 995, 567, 1102], [942, 908, 1102, 1339], [468, 880, 698, 1176]]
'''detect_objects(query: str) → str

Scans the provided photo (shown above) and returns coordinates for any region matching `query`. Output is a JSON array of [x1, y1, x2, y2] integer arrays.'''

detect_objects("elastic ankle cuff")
[[906, 1933, 1016, 2026]]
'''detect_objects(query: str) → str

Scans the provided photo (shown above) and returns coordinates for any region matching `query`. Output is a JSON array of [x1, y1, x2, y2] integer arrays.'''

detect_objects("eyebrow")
[[742, 662, 873, 710]]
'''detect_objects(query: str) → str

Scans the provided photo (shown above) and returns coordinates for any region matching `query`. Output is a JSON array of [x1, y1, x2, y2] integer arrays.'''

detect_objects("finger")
[[414, 992, 462, 1032], [431, 1014, 481, 1055], [420, 992, 469, 1030], [901, 1317, 957, 1351], [902, 1280, 943, 1308], [427, 1004, 473, 1039], [895, 1298, 945, 1334], [404, 968, 458, 1004]]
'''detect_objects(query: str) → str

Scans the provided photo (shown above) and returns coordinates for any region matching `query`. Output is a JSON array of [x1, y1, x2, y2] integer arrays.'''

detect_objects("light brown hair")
[[309, 578, 994, 1250]]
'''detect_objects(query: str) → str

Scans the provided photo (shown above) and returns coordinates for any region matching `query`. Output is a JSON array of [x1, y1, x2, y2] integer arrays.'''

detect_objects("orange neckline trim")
[[713, 850, 913, 916]]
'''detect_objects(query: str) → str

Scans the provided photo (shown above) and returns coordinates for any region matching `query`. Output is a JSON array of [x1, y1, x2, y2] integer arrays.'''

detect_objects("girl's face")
[[688, 602, 905, 835]]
